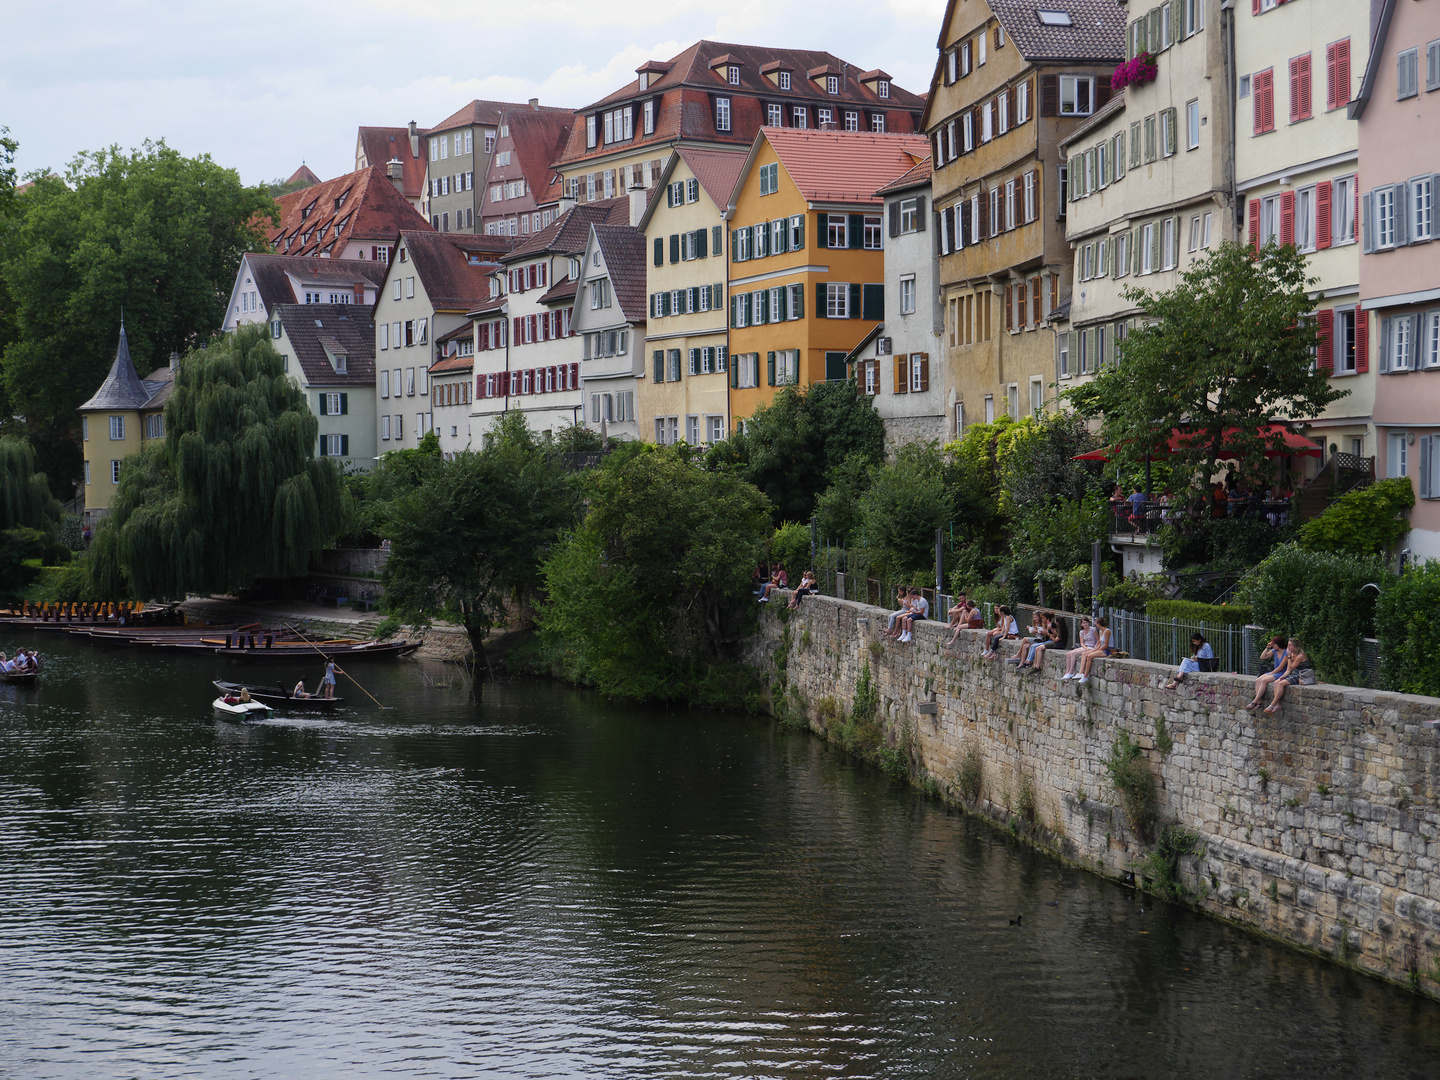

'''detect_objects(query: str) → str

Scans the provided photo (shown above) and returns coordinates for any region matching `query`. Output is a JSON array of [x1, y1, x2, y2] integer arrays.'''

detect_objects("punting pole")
[[282, 623, 387, 709]]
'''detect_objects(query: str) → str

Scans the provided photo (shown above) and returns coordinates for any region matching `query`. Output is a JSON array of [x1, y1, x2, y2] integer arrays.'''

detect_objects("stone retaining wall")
[[747, 592, 1440, 998]]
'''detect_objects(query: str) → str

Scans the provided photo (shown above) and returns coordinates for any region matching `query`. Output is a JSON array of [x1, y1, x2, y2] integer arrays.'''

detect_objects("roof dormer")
[[635, 59, 671, 92], [760, 60, 795, 91], [808, 64, 841, 95], [859, 69, 892, 99], [709, 53, 743, 86]]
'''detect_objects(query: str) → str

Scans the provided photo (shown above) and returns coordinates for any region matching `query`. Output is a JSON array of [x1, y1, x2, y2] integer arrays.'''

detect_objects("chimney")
[[529, 97, 539, 109], [387, 157, 405, 193], [628, 175, 647, 227], [408, 120, 420, 158], [169, 350, 180, 370], [352, 281, 366, 305]]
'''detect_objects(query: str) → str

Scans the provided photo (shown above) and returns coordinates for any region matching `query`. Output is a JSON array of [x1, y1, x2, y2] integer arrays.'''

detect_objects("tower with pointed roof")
[[79, 322, 175, 522]]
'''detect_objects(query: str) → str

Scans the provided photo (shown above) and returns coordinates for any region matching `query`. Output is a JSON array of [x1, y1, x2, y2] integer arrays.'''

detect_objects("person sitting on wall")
[[944, 595, 970, 647], [894, 589, 929, 643], [981, 606, 1019, 658], [1062, 617, 1098, 680], [1260, 638, 1315, 713], [1165, 633, 1215, 690], [886, 588, 912, 640], [787, 570, 816, 610], [1023, 613, 1065, 672], [1244, 635, 1290, 710], [1007, 610, 1049, 667], [1073, 616, 1113, 684]]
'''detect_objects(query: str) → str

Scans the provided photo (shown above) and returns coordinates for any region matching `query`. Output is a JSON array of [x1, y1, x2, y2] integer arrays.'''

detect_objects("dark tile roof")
[[500, 107, 576, 206], [80, 323, 151, 411], [674, 146, 748, 208], [556, 40, 925, 169], [268, 166, 432, 257], [285, 164, 322, 188], [399, 230, 503, 311], [501, 199, 629, 263], [876, 154, 933, 196], [140, 365, 175, 411], [245, 253, 390, 313], [434, 320, 475, 345], [989, 0, 1127, 62], [356, 125, 429, 201], [592, 224, 648, 324], [763, 129, 930, 206], [431, 98, 573, 133], [538, 273, 578, 305], [275, 304, 375, 388]]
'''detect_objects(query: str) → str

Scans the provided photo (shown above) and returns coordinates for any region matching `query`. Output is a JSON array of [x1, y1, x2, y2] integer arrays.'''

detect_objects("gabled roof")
[[430, 351, 475, 376], [501, 198, 630, 263], [267, 166, 432, 257], [139, 365, 175, 412], [590, 224, 648, 324], [746, 129, 930, 207], [876, 154, 933, 197], [398, 231, 503, 312], [1350, 0, 1397, 120], [988, 0, 1127, 62], [81, 323, 152, 411], [244, 253, 390, 312], [275, 304, 376, 388], [636, 147, 747, 230], [497, 106, 576, 206], [356, 125, 429, 201], [431, 98, 573, 133], [539, 273, 579, 305], [285, 164, 322, 188]]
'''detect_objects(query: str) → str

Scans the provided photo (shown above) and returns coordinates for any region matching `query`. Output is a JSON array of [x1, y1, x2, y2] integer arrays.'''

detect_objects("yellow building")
[[79, 323, 174, 523], [724, 128, 928, 424], [635, 147, 746, 445]]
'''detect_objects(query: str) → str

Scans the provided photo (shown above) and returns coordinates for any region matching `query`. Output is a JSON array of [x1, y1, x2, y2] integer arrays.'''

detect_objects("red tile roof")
[[431, 98, 573, 133], [875, 154, 933, 196], [267, 166, 432, 257], [244, 253, 390, 312], [762, 129, 931, 206], [356, 125, 429, 202], [674, 146, 749, 209], [429, 353, 474, 376], [285, 164, 322, 188], [555, 40, 925, 170], [488, 106, 576, 207], [501, 198, 630, 263], [591, 224, 648, 324], [538, 273, 578, 305], [399, 230, 504, 312]]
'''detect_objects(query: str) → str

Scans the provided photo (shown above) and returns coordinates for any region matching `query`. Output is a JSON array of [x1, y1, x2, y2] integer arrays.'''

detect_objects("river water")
[[0, 634, 1436, 1079]]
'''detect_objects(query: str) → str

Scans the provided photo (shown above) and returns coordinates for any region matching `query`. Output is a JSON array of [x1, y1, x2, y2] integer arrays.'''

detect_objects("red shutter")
[[1004, 285, 1013, 331], [1355, 309, 1369, 373], [1280, 190, 1295, 247], [1040, 74, 1059, 116], [1316, 309, 1334, 370], [1289, 57, 1301, 123], [513, 317, 521, 343], [570, 362, 579, 387], [1297, 55, 1312, 120], [1264, 70, 1275, 132], [1252, 0, 1261, 13], [528, 265, 537, 289], [529, 314, 538, 341], [1032, 277, 1041, 324], [1316, 181, 1332, 248], [1248, 197, 1262, 253], [1332, 39, 1350, 110]]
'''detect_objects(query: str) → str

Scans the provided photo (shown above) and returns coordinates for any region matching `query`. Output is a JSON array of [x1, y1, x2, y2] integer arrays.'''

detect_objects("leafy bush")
[[1105, 729, 1157, 843], [1146, 599, 1253, 625], [1242, 543, 1389, 685], [1098, 574, 1169, 611], [1296, 477, 1414, 555], [855, 444, 951, 578], [768, 521, 812, 582], [1376, 561, 1440, 697], [59, 515, 84, 551]]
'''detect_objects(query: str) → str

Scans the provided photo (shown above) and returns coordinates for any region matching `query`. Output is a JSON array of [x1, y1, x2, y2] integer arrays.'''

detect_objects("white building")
[[573, 222, 647, 439]]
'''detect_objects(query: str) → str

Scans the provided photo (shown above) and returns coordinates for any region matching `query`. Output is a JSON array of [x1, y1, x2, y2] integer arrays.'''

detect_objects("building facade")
[[926, 0, 1125, 433], [78, 325, 173, 522], [479, 105, 574, 239], [1237, 0, 1371, 465], [1354, 0, 1440, 561], [266, 166, 430, 261], [270, 304, 377, 469], [573, 223, 647, 440], [726, 128, 929, 425], [222, 253, 387, 333], [636, 147, 745, 445], [429, 322, 476, 455]]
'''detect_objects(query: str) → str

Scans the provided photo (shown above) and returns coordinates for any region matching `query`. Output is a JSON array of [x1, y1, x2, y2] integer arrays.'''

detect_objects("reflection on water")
[[0, 635, 1435, 1079]]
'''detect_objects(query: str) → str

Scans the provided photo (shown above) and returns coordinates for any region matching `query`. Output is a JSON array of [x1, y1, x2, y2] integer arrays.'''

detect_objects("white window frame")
[[900, 274, 917, 314], [1296, 185, 1317, 251], [1059, 75, 1095, 116], [826, 283, 849, 319], [715, 97, 731, 132], [1186, 99, 1200, 149], [1411, 175, 1434, 242], [1334, 174, 1357, 244], [1388, 431, 1409, 478]]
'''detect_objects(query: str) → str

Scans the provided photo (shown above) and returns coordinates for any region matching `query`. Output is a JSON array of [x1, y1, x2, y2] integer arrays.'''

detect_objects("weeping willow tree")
[[93, 324, 346, 599], [0, 439, 64, 530]]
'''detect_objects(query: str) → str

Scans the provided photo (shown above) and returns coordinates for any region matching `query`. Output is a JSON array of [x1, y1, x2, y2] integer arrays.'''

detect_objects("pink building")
[[1354, 0, 1440, 561]]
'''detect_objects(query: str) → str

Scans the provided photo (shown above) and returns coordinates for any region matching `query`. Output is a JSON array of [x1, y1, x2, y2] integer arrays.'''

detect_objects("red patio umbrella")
[[1074, 423, 1321, 462]]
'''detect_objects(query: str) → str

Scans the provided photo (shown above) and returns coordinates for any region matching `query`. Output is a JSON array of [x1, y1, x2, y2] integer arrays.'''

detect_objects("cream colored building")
[[635, 147, 744, 445], [1236, 0, 1372, 463], [79, 324, 173, 522], [1058, 0, 1234, 394]]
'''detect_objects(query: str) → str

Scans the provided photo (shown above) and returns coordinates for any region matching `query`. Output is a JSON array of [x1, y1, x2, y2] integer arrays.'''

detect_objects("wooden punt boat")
[[0, 670, 37, 685], [214, 639, 420, 662], [212, 680, 344, 711]]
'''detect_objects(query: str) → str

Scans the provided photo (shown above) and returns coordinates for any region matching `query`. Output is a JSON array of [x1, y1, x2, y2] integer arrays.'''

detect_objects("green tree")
[[0, 141, 276, 493], [1295, 477, 1414, 556], [91, 325, 344, 598], [540, 446, 771, 701], [381, 413, 580, 649], [855, 444, 951, 578], [706, 380, 884, 525], [1067, 240, 1347, 488], [0, 437, 63, 531], [1376, 562, 1440, 696]]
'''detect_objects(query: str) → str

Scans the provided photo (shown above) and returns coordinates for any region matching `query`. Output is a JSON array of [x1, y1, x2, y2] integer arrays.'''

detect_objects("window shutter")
[[776, 287, 789, 322], [654, 238, 663, 267], [695, 227, 707, 258], [689, 286, 699, 312], [1248, 198, 1261, 253], [1316, 181, 1332, 248], [1280, 190, 1295, 247], [1040, 74, 1059, 116], [1421, 436, 1433, 500], [767, 352, 776, 386], [849, 282, 862, 318], [1316, 309, 1334, 371], [689, 349, 699, 376], [731, 355, 739, 388], [893, 355, 907, 393], [731, 295, 739, 328], [653, 350, 664, 382], [816, 282, 828, 318], [669, 234, 679, 263], [915, 195, 927, 230], [816, 216, 828, 249], [889, 202, 900, 237], [862, 283, 884, 320], [1289, 57, 1302, 123], [340, 434, 349, 456], [848, 214, 864, 249], [1164, 108, 1177, 155], [918, 353, 929, 392], [791, 284, 804, 319], [712, 284, 723, 310], [1004, 285, 1013, 331], [1362, 191, 1375, 253], [732, 229, 741, 261], [1355, 309, 1369, 372], [1394, 183, 1410, 245], [1151, 222, 1162, 268], [339, 393, 348, 415]]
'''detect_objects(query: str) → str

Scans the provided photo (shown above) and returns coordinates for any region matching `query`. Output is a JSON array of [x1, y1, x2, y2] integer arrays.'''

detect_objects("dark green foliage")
[[1068, 240, 1346, 489], [1105, 729, 1158, 843], [1146, 599, 1253, 625], [552, 423, 605, 454], [999, 410, 1107, 515], [1376, 562, 1440, 697], [540, 445, 771, 702], [856, 443, 950, 578], [812, 452, 872, 543], [0, 526, 45, 595], [0, 438, 62, 532], [1243, 543, 1390, 685], [957, 741, 983, 802], [1008, 494, 1110, 589], [705, 381, 884, 526], [0, 141, 275, 493], [768, 521, 811, 582], [1139, 825, 1202, 902], [383, 412, 580, 647], [91, 325, 345, 599], [1098, 574, 1169, 611], [1296, 478, 1415, 556]]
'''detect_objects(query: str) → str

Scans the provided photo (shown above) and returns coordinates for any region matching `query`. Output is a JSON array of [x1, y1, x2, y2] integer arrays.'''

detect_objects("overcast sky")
[[5, 0, 946, 188]]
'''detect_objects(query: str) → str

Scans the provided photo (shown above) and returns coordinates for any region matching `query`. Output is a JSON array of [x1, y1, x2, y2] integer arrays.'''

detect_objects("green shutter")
[[1133, 229, 1142, 276], [816, 282, 828, 317], [339, 393, 348, 415], [654, 237, 663, 266], [712, 284, 722, 310], [767, 351, 776, 385], [340, 434, 349, 456], [689, 287, 699, 311], [696, 227, 707, 258], [791, 284, 803, 319], [654, 350, 665, 382], [317, 394, 327, 416], [713, 225, 722, 254], [816, 215, 828, 249], [1151, 222, 1161, 268], [776, 287, 788, 321], [848, 213, 864, 249], [862, 283, 884, 320], [795, 217, 804, 250], [670, 234, 680, 263], [731, 355, 739, 388], [848, 283, 862, 318]]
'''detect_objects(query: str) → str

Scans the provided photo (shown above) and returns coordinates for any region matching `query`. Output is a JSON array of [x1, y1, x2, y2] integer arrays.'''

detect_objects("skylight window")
[[1037, 10, 1073, 25]]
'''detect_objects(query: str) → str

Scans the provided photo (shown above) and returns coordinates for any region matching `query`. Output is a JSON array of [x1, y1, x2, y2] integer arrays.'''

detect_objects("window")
[[1398, 48, 1420, 100], [759, 162, 779, 195], [1038, 9, 1072, 25], [877, 79, 889, 98], [109, 415, 124, 440], [1057, 332, 1070, 378], [111, 460, 121, 484], [793, 106, 807, 128], [864, 215, 883, 249], [1412, 175, 1434, 242], [1030, 378, 1043, 417], [780, 71, 791, 90], [1186, 99, 1200, 149], [982, 102, 993, 142], [900, 197, 919, 233], [827, 75, 839, 94], [715, 98, 731, 131], [1259, 193, 1281, 246], [1162, 217, 1176, 269], [1017, 80, 1031, 124], [1159, 108, 1176, 157], [1383, 314, 1416, 371], [998, 92, 1009, 135], [1424, 309, 1440, 369], [590, 279, 611, 309], [643, 99, 655, 135], [1374, 186, 1399, 250], [826, 283, 849, 318], [144, 414, 164, 440], [1334, 307, 1358, 373], [984, 395, 995, 423], [819, 107, 833, 128], [727, 65, 740, 85], [844, 110, 860, 132], [1334, 175, 1356, 244], [767, 103, 782, 126], [900, 275, 916, 314], [1140, 223, 1155, 273], [1024, 171, 1037, 222], [1185, 0, 1203, 36], [1389, 432, 1409, 478], [871, 113, 886, 133], [1114, 232, 1130, 277], [1296, 186, 1317, 251], [827, 214, 848, 248], [1059, 76, 1094, 116], [1188, 215, 1201, 253], [788, 215, 805, 250]]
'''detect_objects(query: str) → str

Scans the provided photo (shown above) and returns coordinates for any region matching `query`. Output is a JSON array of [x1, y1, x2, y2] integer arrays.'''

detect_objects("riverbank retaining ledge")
[[747, 592, 1440, 999]]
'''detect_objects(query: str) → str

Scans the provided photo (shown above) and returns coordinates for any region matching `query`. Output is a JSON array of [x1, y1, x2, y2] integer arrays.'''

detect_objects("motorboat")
[[212, 695, 274, 721]]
